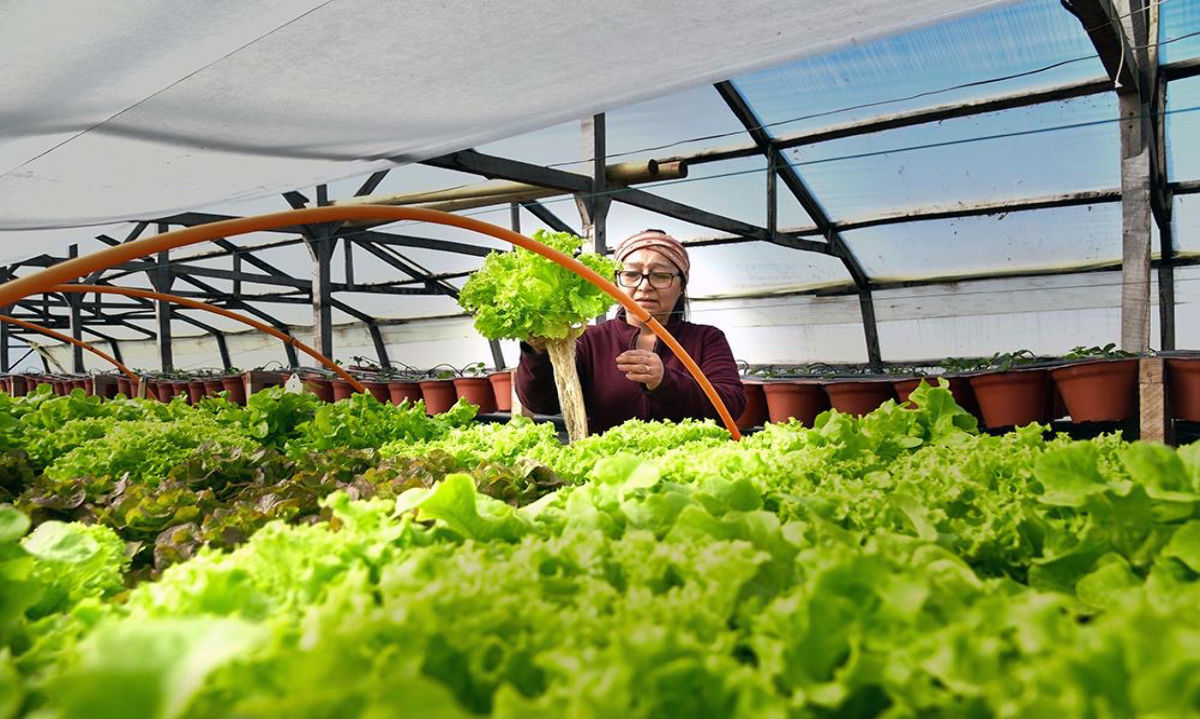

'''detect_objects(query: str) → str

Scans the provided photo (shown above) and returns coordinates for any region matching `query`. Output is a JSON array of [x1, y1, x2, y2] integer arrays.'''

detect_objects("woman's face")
[[618, 248, 684, 321]]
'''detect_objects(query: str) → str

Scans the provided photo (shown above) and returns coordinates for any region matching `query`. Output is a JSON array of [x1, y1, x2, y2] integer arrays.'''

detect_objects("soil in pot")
[[488, 371, 514, 412], [387, 380, 423, 406], [1050, 359, 1138, 422], [221, 376, 247, 405], [420, 379, 458, 415], [762, 380, 828, 426], [736, 380, 769, 430], [968, 369, 1050, 429], [1167, 357, 1200, 422], [454, 377, 497, 413], [187, 381, 207, 404], [825, 380, 895, 417]]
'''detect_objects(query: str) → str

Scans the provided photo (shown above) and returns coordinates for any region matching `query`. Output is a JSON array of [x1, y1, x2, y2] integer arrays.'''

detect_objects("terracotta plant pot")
[[420, 379, 458, 415], [387, 380, 424, 406], [304, 377, 335, 403], [116, 377, 132, 397], [361, 380, 391, 404], [487, 371, 514, 412], [9, 376, 28, 397], [187, 381, 207, 404], [169, 381, 190, 401], [736, 380, 769, 430], [221, 376, 247, 405], [331, 378, 355, 402], [762, 380, 828, 426], [1050, 359, 1138, 422], [204, 379, 225, 397], [1167, 357, 1200, 421], [244, 370, 287, 397], [453, 377, 497, 413], [824, 380, 895, 417], [968, 369, 1050, 429], [894, 376, 980, 417], [89, 375, 115, 399]]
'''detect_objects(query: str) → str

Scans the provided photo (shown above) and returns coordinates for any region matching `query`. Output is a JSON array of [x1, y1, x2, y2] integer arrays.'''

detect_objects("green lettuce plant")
[[458, 230, 620, 442]]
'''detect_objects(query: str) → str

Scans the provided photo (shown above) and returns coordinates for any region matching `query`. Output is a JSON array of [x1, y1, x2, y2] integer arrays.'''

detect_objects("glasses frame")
[[614, 270, 681, 289]]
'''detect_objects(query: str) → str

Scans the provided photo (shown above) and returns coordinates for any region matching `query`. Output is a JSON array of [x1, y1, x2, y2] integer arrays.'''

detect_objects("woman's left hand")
[[616, 350, 664, 391]]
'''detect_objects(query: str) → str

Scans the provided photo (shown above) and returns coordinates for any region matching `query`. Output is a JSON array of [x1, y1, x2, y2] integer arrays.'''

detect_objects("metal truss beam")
[[714, 80, 881, 368], [520, 200, 579, 235], [423, 150, 831, 255]]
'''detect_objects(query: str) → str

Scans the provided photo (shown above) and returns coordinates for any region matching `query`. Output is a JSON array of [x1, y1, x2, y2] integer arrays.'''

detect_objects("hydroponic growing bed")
[[1, 382, 1198, 717]]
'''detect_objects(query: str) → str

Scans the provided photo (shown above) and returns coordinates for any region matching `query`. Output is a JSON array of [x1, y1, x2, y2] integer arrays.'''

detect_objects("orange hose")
[[0, 314, 137, 382], [48, 285, 366, 394], [0, 206, 741, 439]]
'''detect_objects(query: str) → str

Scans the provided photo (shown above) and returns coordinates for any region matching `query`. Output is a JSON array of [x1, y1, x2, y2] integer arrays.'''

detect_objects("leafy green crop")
[[2, 383, 1200, 718], [458, 230, 621, 341]]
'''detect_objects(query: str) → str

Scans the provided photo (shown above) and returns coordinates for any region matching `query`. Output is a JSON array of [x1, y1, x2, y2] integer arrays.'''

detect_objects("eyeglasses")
[[615, 270, 680, 289]]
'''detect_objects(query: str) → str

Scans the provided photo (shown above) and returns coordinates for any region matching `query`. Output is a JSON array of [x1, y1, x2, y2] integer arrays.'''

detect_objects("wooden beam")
[[1062, 0, 1142, 93], [1113, 0, 1154, 353], [1139, 357, 1173, 444]]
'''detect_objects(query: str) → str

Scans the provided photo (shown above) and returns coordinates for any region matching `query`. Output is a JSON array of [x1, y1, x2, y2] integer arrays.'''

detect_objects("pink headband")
[[614, 230, 690, 282]]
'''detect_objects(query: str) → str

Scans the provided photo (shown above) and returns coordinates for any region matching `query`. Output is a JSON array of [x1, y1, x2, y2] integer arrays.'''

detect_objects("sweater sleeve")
[[514, 334, 591, 415], [646, 327, 746, 425]]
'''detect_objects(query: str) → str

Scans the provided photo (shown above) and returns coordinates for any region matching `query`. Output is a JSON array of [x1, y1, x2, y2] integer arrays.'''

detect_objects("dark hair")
[[670, 278, 689, 320]]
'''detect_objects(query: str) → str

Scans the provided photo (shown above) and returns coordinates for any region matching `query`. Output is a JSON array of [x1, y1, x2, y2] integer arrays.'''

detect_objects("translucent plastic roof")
[[11, 0, 1200, 372]]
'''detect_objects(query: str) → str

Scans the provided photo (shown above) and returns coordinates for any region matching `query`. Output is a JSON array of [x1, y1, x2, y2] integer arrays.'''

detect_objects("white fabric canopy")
[[0, 0, 1002, 231]]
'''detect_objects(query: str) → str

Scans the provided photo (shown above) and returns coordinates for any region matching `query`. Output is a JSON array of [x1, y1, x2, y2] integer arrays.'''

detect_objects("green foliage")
[[287, 394, 476, 456], [43, 415, 257, 487], [458, 230, 622, 341], [3, 384, 1200, 718], [1064, 343, 1138, 360]]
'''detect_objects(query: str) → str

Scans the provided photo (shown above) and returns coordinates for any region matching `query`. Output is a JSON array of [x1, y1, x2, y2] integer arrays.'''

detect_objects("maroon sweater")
[[515, 318, 746, 435]]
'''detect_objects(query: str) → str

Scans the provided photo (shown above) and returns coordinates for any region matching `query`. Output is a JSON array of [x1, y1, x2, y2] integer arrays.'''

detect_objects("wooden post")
[[1139, 357, 1173, 443], [1117, 0, 1153, 352]]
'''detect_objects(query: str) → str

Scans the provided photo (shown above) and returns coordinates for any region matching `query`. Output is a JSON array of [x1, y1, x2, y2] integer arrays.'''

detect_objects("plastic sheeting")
[[0, 0, 1002, 230], [10, 0, 1200, 373]]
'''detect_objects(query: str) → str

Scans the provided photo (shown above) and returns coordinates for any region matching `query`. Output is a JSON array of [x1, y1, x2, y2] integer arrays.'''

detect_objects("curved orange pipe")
[[0, 207, 740, 439], [0, 314, 137, 382], [49, 285, 366, 394]]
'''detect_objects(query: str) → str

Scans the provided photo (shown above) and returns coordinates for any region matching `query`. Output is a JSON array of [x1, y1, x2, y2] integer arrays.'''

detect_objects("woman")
[[516, 229, 746, 435]]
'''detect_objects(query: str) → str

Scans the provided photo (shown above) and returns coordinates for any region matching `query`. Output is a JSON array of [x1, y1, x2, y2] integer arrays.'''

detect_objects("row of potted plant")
[[2, 361, 518, 417], [735, 347, 1200, 431], [298, 361, 514, 415]]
